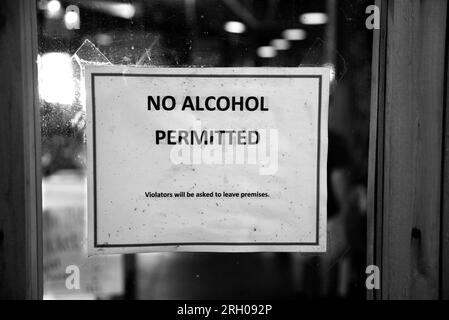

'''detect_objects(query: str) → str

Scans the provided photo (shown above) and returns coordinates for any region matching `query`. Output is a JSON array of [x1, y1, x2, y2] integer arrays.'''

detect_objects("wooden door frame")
[[0, 0, 42, 299], [367, 0, 449, 299]]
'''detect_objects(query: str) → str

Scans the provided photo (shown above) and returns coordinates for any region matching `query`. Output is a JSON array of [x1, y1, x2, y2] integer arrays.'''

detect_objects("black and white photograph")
[[0, 0, 448, 308]]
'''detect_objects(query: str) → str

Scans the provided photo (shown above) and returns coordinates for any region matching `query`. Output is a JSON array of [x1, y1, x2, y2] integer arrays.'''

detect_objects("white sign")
[[86, 66, 329, 254]]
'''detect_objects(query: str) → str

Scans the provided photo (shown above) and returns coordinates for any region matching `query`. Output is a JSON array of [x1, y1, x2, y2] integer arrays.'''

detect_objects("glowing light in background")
[[47, 0, 61, 13], [282, 29, 307, 41], [270, 39, 290, 51], [223, 21, 246, 34], [299, 12, 328, 25], [104, 3, 136, 19], [65, 11, 79, 25], [64, 5, 80, 30], [38, 53, 75, 105], [46, 0, 62, 18], [95, 33, 113, 46], [257, 46, 277, 58]]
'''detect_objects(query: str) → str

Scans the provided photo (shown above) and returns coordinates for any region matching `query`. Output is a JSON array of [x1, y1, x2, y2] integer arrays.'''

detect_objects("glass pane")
[[38, 0, 373, 299]]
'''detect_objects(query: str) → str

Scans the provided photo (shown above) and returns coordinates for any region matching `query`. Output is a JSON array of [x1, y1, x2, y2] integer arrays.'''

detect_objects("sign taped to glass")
[[85, 66, 329, 254]]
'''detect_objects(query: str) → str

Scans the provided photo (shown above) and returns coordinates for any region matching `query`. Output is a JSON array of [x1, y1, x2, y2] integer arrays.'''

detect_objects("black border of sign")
[[91, 73, 323, 248]]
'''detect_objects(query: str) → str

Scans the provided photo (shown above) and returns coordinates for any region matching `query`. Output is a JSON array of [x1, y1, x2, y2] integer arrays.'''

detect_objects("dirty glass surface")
[[37, 0, 373, 299]]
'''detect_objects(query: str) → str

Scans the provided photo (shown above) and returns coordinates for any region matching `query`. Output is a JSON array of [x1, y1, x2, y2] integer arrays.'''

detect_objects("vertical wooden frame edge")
[[367, 0, 388, 300], [0, 0, 42, 299], [380, 0, 447, 300], [22, 0, 42, 299], [441, 0, 449, 300]]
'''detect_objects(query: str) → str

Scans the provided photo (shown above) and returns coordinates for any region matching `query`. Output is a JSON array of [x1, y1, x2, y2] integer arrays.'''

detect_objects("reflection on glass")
[[38, 0, 373, 300]]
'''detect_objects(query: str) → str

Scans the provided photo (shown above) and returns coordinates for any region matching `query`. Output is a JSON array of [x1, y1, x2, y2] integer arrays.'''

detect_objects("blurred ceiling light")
[[65, 11, 79, 25], [270, 39, 290, 51], [46, 0, 62, 18], [257, 46, 277, 58], [95, 33, 113, 46], [64, 5, 80, 30], [38, 0, 48, 10], [38, 52, 75, 105], [282, 28, 307, 41], [81, 1, 140, 19], [47, 0, 61, 13], [104, 3, 136, 19], [299, 12, 328, 25], [224, 21, 246, 34]]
